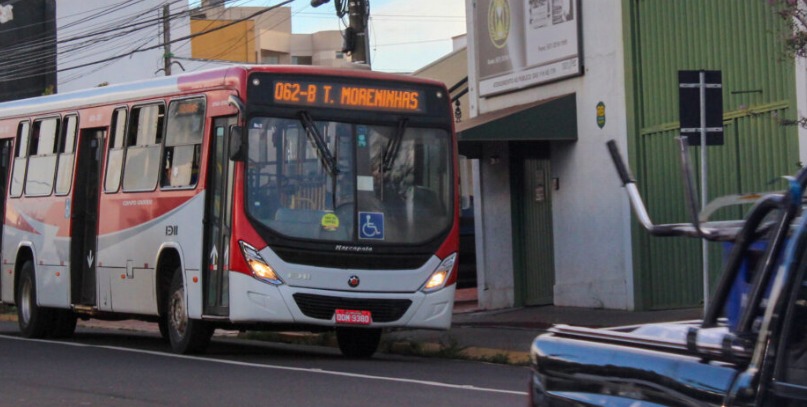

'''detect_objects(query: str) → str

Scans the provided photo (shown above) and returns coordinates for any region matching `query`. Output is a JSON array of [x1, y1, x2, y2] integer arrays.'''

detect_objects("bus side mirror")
[[229, 125, 246, 161]]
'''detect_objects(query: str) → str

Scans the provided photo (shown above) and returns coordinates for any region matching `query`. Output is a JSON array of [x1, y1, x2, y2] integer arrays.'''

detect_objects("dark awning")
[[456, 93, 577, 146]]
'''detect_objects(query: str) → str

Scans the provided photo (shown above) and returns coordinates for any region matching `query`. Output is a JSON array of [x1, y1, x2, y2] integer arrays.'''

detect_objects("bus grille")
[[292, 294, 412, 323], [273, 248, 431, 270]]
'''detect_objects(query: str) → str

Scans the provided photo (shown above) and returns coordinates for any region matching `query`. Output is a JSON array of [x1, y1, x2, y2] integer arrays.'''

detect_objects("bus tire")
[[167, 270, 212, 354], [17, 260, 52, 339], [158, 315, 170, 342], [48, 309, 77, 339], [336, 327, 382, 359]]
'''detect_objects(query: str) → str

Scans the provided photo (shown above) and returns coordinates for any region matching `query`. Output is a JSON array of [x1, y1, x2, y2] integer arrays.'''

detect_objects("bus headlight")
[[239, 241, 284, 285], [421, 253, 456, 293]]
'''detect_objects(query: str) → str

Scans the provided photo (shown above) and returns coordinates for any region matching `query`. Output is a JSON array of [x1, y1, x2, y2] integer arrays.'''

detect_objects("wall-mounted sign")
[[678, 70, 723, 146], [596, 101, 605, 129], [475, 0, 582, 97]]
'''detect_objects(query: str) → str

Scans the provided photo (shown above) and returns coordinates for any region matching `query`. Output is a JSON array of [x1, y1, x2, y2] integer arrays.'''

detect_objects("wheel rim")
[[19, 278, 32, 326], [169, 287, 187, 338]]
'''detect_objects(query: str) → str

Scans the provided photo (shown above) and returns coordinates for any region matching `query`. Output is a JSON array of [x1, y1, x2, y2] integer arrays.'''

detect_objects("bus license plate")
[[334, 309, 372, 325]]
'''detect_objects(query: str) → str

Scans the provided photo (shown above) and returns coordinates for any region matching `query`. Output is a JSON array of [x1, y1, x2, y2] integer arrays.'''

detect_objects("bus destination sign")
[[272, 79, 425, 113]]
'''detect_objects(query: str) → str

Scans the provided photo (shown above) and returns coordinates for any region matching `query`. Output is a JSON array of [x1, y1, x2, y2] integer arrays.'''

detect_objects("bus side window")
[[122, 103, 164, 192], [9, 121, 30, 197], [161, 98, 204, 189], [105, 108, 127, 193], [25, 117, 59, 196], [55, 115, 78, 195]]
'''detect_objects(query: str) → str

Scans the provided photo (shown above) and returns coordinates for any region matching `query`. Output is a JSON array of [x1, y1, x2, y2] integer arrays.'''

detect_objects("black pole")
[[348, 0, 370, 67], [162, 5, 172, 76]]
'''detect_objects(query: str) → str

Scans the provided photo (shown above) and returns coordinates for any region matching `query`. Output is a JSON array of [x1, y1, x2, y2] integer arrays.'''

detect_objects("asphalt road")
[[0, 321, 528, 406]]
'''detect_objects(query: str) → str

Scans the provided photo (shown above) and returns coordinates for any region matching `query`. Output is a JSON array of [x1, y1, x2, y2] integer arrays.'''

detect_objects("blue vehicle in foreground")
[[530, 140, 807, 406]]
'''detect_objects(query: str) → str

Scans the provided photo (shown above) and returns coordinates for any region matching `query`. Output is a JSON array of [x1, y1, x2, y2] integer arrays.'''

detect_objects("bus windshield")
[[246, 116, 452, 244]]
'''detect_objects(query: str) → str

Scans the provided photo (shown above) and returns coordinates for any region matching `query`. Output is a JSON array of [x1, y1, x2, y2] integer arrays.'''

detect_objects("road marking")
[[0, 334, 527, 396]]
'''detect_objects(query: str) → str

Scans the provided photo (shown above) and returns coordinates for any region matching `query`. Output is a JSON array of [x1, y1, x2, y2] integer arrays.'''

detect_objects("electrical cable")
[[0, 0, 294, 83], [0, 0, 221, 70]]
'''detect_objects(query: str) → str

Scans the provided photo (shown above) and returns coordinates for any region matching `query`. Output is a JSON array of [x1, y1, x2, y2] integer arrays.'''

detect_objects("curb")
[[0, 314, 527, 365], [386, 340, 530, 365], [270, 331, 530, 365]]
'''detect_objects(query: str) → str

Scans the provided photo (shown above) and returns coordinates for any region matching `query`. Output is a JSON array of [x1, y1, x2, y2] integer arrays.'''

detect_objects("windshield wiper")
[[382, 118, 408, 172], [299, 112, 339, 176]]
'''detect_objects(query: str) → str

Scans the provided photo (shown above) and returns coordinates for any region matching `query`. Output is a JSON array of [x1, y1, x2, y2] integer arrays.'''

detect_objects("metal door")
[[70, 129, 103, 305], [0, 139, 10, 296], [516, 157, 555, 305], [203, 116, 237, 315]]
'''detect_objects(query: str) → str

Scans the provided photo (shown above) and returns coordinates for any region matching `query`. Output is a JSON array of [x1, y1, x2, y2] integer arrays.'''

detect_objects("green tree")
[[771, 0, 807, 128], [770, 0, 807, 57]]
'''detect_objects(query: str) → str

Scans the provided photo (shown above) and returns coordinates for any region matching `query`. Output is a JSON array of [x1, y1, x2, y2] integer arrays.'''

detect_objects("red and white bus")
[[0, 65, 459, 357]]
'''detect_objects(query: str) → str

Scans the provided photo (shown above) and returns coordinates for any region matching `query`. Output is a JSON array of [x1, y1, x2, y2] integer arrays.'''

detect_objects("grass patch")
[[383, 335, 523, 366], [240, 330, 335, 347], [433, 336, 467, 359], [0, 304, 15, 315], [379, 337, 529, 366], [476, 353, 511, 365], [239, 330, 526, 366]]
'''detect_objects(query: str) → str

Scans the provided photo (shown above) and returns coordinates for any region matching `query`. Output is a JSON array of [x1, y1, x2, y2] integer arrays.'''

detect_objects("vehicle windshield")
[[245, 116, 452, 244]]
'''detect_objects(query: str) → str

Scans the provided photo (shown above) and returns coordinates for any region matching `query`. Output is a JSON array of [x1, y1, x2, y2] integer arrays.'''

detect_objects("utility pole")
[[162, 4, 172, 76], [347, 0, 370, 67], [312, 0, 371, 67]]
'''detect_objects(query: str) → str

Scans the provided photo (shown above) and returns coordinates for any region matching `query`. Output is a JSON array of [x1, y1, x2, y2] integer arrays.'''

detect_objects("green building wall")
[[622, 0, 799, 309]]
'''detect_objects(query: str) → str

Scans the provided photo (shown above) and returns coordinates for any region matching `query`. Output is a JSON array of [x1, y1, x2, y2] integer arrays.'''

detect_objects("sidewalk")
[[383, 289, 703, 364]]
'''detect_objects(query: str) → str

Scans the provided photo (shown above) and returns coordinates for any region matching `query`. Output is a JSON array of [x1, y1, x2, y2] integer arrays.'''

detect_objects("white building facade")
[[461, 1, 803, 312]]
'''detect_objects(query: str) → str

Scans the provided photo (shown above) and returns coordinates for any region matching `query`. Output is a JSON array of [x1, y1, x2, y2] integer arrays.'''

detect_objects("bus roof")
[[0, 65, 446, 120]]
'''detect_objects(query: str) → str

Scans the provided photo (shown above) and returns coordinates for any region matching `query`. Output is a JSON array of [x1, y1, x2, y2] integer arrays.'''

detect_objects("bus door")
[[70, 129, 104, 305], [203, 116, 237, 315], [0, 139, 11, 259]]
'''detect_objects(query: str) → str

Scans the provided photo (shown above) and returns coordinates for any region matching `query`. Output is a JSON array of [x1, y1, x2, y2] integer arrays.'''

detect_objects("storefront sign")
[[475, 0, 582, 97]]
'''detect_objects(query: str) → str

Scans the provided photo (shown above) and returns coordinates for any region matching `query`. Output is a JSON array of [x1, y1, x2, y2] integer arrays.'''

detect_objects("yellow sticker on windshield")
[[321, 212, 340, 231]]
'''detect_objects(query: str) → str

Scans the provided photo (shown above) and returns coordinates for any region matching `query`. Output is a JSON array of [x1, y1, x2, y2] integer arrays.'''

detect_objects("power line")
[[0, 0, 294, 83], [373, 38, 455, 48], [0, 0, 234, 70], [0, 0, 192, 80]]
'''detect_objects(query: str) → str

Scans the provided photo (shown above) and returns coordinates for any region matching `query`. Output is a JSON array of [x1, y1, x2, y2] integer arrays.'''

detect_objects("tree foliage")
[[770, 0, 807, 57]]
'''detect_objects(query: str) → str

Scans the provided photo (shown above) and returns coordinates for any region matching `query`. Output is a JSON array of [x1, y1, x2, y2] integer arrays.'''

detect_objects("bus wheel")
[[48, 309, 77, 339], [17, 260, 52, 338], [336, 327, 382, 359], [167, 270, 212, 354]]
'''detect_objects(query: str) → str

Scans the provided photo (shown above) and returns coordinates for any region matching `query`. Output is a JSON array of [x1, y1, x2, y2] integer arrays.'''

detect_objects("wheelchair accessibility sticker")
[[359, 212, 384, 240]]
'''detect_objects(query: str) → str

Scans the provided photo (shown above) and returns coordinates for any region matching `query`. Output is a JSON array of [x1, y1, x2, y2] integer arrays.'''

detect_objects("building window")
[[10, 121, 30, 197], [55, 115, 78, 195], [161, 98, 204, 189], [292, 56, 312, 65], [335, 51, 345, 59], [25, 117, 59, 196], [122, 104, 164, 192], [261, 54, 280, 64], [104, 108, 127, 193]]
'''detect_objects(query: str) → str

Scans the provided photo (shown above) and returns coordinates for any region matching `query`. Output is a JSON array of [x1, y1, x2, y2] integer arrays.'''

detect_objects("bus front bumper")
[[227, 271, 455, 330]]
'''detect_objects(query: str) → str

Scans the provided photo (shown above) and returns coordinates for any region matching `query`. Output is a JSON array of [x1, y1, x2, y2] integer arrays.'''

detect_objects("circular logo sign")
[[596, 101, 606, 129], [321, 212, 340, 232], [348, 275, 360, 288], [488, 0, 510, 49]]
